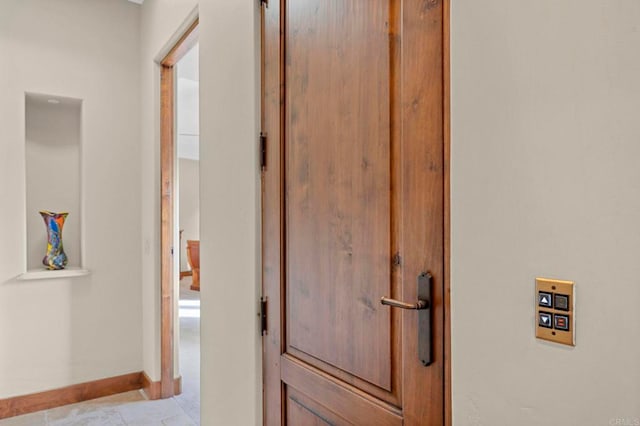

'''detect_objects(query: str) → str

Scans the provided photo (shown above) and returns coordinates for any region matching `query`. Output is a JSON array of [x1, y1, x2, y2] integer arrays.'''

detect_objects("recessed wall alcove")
[[20, 92, 89, 280]]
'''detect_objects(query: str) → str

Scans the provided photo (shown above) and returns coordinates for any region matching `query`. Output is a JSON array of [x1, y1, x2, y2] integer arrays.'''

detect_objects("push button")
[[538, 291, 553, 308], [554, 314, 570, 331], [554, 294, 569, 311], [539, 312, 552, 328]]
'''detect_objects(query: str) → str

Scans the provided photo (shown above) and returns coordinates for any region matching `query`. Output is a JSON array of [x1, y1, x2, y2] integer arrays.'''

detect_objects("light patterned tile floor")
[[0, 278, 201, 426]]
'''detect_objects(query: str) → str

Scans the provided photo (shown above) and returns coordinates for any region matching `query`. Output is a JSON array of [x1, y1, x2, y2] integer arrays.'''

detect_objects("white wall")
[[198, 2, 261, 424], [179, 159, 199, 271], [0, 0, 142, 398], [451, 1, 640, 425], [177, 45, 199, 161], [177, 57, 200, 272], [177, 77, 200, 161]]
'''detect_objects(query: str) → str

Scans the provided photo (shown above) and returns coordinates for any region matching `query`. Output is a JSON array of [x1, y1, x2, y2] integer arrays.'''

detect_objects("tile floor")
[[174, 278, 201, 424], [0, 278, 201, 426]]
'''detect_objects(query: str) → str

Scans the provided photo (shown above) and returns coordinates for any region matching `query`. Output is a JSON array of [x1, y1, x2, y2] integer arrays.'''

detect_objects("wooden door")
[[262, 1, 447, 425]]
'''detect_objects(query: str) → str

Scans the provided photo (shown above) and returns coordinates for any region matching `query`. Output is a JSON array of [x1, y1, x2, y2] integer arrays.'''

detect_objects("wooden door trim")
[[141, 372, 183, 401], [159, 18, 198, 400], [163, 20, 200, 66], [443, 1, 452, 424]]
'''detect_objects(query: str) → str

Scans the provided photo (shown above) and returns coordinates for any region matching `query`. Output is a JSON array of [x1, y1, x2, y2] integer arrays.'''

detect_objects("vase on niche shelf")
[[40, 210, 68, 270]]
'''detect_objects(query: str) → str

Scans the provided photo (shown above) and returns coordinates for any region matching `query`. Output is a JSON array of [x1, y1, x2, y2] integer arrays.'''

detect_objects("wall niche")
[[21, 93, 88, 280]]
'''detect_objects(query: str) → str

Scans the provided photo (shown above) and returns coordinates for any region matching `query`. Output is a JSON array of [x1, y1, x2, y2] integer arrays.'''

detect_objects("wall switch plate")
[[535, 277, 575, 346]]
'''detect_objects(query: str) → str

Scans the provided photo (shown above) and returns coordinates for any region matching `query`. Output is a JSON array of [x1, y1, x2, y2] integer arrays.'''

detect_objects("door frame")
[[159, 18, 199, 399], [260, 0, 452, 424], [443, 1, 452, 423]]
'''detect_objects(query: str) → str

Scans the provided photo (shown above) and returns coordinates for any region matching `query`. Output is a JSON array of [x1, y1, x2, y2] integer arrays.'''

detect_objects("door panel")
[[282, 355, 402, 426], [286, 0, 393, 391], [286, 387, 350, 426], [262, 1, 446, 425]]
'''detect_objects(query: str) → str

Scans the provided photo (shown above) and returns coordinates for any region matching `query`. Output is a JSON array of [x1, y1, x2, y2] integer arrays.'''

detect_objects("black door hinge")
[[260, 298, 268, 335], [259, 133, 267, 171], [260, 0, 268, 8]]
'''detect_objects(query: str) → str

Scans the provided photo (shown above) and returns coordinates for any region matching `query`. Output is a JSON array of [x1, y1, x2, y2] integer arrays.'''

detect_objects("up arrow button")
[[538, 291, 553, 308]]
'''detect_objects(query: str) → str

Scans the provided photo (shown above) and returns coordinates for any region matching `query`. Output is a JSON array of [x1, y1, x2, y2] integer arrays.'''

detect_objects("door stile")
[[400, 1, 445, 424], [389, 0, 404, 409]]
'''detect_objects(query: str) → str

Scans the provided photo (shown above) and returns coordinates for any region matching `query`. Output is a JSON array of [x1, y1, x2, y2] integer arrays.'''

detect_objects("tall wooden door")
[[262, 1, 447, 425]]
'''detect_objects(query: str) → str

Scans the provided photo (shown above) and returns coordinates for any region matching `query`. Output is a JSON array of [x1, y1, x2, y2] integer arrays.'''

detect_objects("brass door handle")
[[380, 297, 429, 310]]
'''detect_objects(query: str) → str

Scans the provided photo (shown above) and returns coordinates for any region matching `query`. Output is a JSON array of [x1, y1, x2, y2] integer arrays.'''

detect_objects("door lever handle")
[[380, 297, 429, 310], [380, 272, 433, 366]]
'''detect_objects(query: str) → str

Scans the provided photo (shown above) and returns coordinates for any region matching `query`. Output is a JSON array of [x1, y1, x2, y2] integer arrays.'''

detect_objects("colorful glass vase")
[[40, 211, 69, 270]]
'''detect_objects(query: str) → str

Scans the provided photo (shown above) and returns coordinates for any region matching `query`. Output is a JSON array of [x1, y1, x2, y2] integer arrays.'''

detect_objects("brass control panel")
[[535, 278, 575, 346]]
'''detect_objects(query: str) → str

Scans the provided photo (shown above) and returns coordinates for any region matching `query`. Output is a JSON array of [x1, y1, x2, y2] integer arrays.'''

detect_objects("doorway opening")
[[175, 40, 200, 423], [159, 18, 199, 424]]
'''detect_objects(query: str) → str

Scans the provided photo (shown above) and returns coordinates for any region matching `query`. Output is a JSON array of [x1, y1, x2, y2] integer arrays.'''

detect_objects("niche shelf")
[[21, 93, 89, 280], [18, 267, 91, 281]]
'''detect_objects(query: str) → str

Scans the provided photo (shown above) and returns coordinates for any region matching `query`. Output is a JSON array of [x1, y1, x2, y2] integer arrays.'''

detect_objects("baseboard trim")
[[141, 372, 182, 400], [141, 371, 161, 400], [174, 376, 182, 395], [0, 372, 143, 420]]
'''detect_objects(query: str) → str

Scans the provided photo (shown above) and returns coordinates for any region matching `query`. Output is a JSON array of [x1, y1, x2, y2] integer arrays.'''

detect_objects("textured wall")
[[451, 1, 640, 424]]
